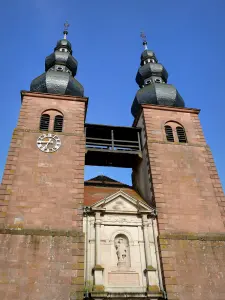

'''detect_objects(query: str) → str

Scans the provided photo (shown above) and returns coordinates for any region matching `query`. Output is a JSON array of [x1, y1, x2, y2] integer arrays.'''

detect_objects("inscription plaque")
[[108, 272, 139, 286]]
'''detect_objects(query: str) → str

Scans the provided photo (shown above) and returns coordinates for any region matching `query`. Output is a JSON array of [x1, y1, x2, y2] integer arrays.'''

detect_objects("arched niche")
[[114, 234, 131, 268]]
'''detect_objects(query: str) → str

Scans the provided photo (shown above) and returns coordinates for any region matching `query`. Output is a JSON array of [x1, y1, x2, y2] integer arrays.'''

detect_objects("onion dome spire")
[[30, 23, 84, 97], [131, 33, 185, 118]]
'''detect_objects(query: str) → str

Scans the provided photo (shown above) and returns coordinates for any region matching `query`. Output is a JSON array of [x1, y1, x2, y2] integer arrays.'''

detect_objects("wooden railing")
[[85, 126, 142, 153]]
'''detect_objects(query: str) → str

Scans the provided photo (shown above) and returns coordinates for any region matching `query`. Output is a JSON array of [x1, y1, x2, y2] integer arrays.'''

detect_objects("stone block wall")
[[0, 231, 84, 300], [0, 91, 87, 300], [160, 234, 225, 300], [141, 105, 225, 233], [134, 104, 225, 300]]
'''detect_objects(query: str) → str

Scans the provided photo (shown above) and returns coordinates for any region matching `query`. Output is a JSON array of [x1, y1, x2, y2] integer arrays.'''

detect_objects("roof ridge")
[[85, 175, 132, 188]]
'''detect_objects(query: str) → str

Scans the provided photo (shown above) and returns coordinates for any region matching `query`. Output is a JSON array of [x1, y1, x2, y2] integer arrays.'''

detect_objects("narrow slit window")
[[176, 126, 187, 143], [54, 115, 63, 132], [40, 114, 50, 131], [165, 125, 174, 142]]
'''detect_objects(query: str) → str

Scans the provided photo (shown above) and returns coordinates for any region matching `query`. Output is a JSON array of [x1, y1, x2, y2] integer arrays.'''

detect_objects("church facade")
[[0, 28, 225, 300], [84, 176, 163, 299]]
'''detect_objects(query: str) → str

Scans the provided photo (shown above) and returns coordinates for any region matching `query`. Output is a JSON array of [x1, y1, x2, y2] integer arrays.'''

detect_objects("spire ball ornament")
[[140, 32, 148, 50], [63, 21, 70, 39]]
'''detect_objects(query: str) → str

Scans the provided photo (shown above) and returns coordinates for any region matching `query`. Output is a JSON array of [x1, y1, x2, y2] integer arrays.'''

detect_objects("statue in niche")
[[114, 234, 130, 267]]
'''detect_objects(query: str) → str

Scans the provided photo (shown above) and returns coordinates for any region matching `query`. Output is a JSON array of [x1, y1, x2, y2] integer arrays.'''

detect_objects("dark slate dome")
[[54, 39, 72, 53], [45, 51, 78, 76], [30, 35, 84, 97], [136, 63, 168, 87], [131, 42, 185, 118], [131, 84, 185, 117], [141, 50, 158, 64]]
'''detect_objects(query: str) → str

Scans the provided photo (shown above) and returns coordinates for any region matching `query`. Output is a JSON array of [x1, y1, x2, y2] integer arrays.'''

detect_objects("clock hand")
[[43, 138, 52, 150], [38, 140, 54, 144]]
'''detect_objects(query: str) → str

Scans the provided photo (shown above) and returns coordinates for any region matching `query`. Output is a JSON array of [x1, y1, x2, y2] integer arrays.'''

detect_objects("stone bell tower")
[[0, 25, 87, 300], [132, 35, 225, 300]]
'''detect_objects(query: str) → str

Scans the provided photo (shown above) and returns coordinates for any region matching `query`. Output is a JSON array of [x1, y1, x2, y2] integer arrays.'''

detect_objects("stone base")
[[92, 285, 105, 292], [147, 285, 161, 293], [93, 267, 104, 288]]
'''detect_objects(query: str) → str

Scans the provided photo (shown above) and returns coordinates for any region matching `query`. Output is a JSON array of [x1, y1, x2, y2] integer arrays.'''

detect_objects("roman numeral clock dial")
[[37, 133, 61, 153]]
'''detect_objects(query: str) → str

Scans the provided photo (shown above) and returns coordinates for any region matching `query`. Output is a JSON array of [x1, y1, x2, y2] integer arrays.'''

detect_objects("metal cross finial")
[[140, 32, 148, 50], [64, 21, 70, 32], [63, 21, 70, 39]]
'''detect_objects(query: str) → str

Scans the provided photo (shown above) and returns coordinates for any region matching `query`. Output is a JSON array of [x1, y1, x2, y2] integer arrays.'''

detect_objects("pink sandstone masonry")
[[0, 91, 88, 300], [135, 104, 225, 300], [160, 234, 225, 300], [141, 105, 225, 233]]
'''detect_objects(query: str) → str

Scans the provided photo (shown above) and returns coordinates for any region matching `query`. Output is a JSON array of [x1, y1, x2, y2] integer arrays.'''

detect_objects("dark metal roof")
[[30, 37, 84, 97], [131, 48, 185, 117], [131, 83, 185, 117]]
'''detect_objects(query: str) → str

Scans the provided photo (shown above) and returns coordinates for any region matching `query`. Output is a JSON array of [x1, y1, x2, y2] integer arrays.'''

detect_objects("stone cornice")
[[20, 90, 89, 119], [141, 104, 200, 114], [143, 139, 207, 148], [133, 104, 200, 127], [21, 90, 88, 103], [0, 228, 84, 238], [13, 128, 85, 137], [159, 232, 225, 241]]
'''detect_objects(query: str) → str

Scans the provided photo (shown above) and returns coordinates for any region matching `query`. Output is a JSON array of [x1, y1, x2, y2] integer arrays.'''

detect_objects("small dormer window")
[[155, 79, 161, 83], [146, 80, 151, 84], [57, 66, 63, 72], [150, 59, 155, 63], [59, 48, 68, 53]]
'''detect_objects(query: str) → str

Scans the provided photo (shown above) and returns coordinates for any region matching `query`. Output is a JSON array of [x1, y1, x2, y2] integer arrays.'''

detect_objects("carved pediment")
[[91, 190, 154, 214]]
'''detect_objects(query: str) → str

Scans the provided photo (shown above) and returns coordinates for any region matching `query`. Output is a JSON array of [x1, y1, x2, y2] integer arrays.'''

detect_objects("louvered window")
[[40, 114, 50, 131], [176, 126, 187, 143], [54, 115, 63, 132], [165, 125, 174, 142]]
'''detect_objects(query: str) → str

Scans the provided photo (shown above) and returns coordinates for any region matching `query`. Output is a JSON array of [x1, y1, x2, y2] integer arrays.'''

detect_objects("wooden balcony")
[[85, 123, 142, 168]]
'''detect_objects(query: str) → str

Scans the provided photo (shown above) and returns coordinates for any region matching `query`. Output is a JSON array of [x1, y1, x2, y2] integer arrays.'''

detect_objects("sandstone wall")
[[137, 105, 225, 300], [160, 234, 225, 300], [0, 92, 87, 300], [0, 231, 84, 300]]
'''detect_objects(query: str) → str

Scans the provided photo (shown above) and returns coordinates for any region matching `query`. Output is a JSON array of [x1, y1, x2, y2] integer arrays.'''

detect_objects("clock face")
[[37, 133, 61, 153]]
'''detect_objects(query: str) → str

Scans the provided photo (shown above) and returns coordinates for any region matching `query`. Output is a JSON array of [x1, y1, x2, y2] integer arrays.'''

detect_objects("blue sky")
[[0, 0, 225, 189]]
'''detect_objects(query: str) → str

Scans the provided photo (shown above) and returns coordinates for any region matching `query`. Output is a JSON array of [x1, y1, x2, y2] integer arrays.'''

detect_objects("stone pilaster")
[[93, 211, 104, 291], [142, 214, 159, 293]]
